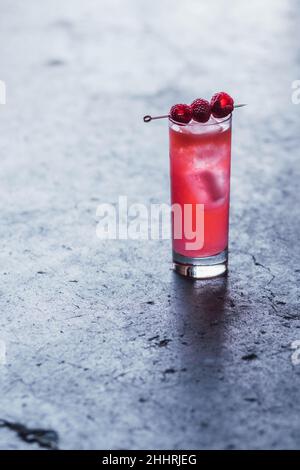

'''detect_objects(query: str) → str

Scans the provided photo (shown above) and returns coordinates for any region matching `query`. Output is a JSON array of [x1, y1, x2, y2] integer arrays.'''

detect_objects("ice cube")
[[188, 116, 223, 135], [192, 143, 227, 169], [189, 170, 225, 204]]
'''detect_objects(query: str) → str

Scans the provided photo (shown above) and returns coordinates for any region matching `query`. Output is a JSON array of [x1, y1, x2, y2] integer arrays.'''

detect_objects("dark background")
[[0, 0, 299, 449]]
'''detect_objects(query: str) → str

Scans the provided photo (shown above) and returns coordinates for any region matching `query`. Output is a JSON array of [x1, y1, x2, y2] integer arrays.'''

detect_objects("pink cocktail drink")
[[169, 115, 232, 278]]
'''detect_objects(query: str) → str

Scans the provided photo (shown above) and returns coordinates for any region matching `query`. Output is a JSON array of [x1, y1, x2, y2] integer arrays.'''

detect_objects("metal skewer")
[[143, 104, 246, 123], [143, 114, 169, 123]]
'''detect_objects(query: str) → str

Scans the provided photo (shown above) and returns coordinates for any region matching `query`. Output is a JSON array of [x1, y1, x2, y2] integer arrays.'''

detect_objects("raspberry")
[[191, 98, 211, 123], [210, 92, 234, 118], [169, 104, 192, 124]]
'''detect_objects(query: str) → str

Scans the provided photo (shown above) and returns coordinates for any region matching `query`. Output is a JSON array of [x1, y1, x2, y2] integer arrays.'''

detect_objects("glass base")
[[172, 248, 228, 279]]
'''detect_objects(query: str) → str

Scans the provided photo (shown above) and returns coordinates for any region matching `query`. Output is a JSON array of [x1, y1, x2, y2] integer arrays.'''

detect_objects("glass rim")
[[169, 113, 232, 127]]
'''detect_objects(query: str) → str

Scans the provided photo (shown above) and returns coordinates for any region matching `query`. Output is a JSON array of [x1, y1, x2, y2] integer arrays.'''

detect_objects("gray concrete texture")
[[0, 0, 300, 450]]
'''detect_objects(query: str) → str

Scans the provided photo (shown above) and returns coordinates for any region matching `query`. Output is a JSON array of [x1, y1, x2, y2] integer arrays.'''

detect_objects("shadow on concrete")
[[171, 273, 231, 370]]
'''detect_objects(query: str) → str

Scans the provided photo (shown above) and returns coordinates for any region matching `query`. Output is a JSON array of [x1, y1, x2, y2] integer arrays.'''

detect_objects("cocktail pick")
[[143, 114, 169, 123], [143, 104, 246, 123]]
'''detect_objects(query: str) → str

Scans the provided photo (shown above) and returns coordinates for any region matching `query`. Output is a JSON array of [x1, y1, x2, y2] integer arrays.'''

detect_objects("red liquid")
[[169, 118, 232, 258]]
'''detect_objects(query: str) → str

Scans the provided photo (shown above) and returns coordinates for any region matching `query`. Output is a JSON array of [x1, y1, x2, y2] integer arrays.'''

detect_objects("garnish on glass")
[[143, 92, 246, 124]]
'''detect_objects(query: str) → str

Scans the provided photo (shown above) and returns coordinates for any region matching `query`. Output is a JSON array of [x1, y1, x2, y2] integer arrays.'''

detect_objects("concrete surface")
[[0, 0, 300, 450]]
